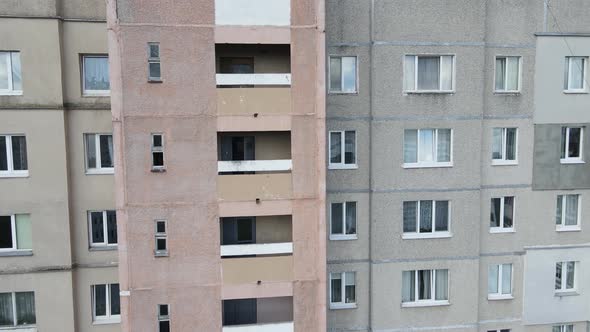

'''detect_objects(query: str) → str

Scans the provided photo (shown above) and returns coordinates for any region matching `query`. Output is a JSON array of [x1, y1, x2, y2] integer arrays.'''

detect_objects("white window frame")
[[329, 272, 357, 310], [91, 283, 120, 324], [553, 324, 574, 332], [328, 130, 358, 170], [403, 129, 453, 168], [158, 304, 170, 331], [488, 263, 513, 300], [556, 194, 582, 232], [402, 269, 450, 307], [564, 56, 587, 93], [151, 133, 165, 171], [0, 292, 36, 327], [494, 56, 522, 93], [328, 55, 358, 94], [87, 211, 117, 248], [329, 201, 358, 241], [491, 128, 518, 166], [85, 133, 114, 175], [555, 261, 577, 295], [0, 51, 23, 96], [404, 54, 456, 93], [155, 220, 168, 257], [148, 42, 161, 82], [0, 214, 31, 253], [561, 127, 584, 164], [402, 200, 452, 239], [82, 55, 110, 96], [0, 134, 28, 178], [490, 196, 515, 233]]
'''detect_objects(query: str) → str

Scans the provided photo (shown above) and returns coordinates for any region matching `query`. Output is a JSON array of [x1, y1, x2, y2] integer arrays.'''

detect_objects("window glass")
[[437, 129, 451, 162], [0, 216, 13, 249], [344, 131, 355, 164], [555, 262, 562, 290], [0, 293, 14, 326], [84, 56, 110, 92], [345, 202, 356, 235], [11, 136, 27, 171], [565, 195, 579, 226], [344, 272, 356, 303], [329, 57, 341, 92], [331, 203, 343, 235], [418, 129, 434, 162], [341, 57, 357, 92], [106, 211, 117, 245], [94, 285, 107, 317], [90, 212, 104, 244], [330, 132, 341, 164], [417, 57, 440, 90], [0, 54, 9, 90], [403, 201, 417, 233], [417, 270, 431, 300], [488, 265, 499, 294], [402, 271, 415, 302], [149, 62, 161, 80], [419, 200, 433, 233], [86, 134, 97, 169], [330, 273, 342, 303], [566, 262, 575, 289], [435, 269, 448, 300], [505, 128, 517, 160], [495, 58, 506, 91], [99, 135, 114, 168], [501, 264, 512, 294], [0, 136, 7, 171], [236, 218, 253, 243], [15, 214, 32, 250], [403, 130, 418, 163], [110, 284, 120, 316], [435, 201, 449, 231], [11, 53, 22, 91], [503, 197, 514, 228], [15, 292, 35, 325], [490, 198, 501, 228]]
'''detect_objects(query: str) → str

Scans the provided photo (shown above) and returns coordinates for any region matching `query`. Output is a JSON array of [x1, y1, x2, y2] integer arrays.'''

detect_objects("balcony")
[[215, 0, 290, 26], [220, 215, 292, 257], [222, 297, 293, 332]]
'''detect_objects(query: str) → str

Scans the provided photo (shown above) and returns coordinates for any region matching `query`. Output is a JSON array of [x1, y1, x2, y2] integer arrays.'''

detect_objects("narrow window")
[[330, 201, 357, 240], [0, 51, 22, 95], [329, 131, 357, 169], [487, 330, 511, 332], [329, 56, 357, 93], [0, 214, 32, 251], [556, 194, 581, 230], [329, 272, 356, 309], [88, 211, 117, 248], [148, 43, 161, 82], [0, 292, 36, 327], [404, 55, 454, 92], [85, 134, 114, 174], [402, 269, 449, 305], [488, 263, 513, 299], [155, 220, 168, 256], [92, 283, 120, 323], [82, 55, 110, 95], [555, 261, 576, 293], [403, 200, 450, 238], [490, 196, 515, 232], [0, 135, 28, 177], [495, 56, 521, 92], [403, 129, 452, 167], [151, 133, 165, 171], [560, 127, 583, 163], [553, 325, 574, 332], [492, 128, 518, 164], [158, 304, 170, 332], [564, 56, 587, 92]]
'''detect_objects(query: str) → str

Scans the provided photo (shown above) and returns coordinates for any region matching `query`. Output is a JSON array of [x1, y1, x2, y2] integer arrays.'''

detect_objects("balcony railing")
[[216, 74, 291, 86], [221, 242, 293, 257], [222, 322, 294, 332], [215, 0, 290, 26], [218, 160, 292, 173]]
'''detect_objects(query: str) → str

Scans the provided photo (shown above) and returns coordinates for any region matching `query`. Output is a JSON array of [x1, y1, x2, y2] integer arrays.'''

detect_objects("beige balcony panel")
[[218, 173, 292, 201], [217, 88, 292, 116], [222, 256, 293, 284]]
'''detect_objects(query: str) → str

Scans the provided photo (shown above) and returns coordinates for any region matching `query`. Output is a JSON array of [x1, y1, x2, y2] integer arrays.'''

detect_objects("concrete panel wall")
[[73, 267, 120, 332]]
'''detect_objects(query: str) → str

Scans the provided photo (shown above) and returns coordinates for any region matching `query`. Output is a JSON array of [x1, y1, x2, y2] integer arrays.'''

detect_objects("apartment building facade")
[[326, 1, 590, 332]]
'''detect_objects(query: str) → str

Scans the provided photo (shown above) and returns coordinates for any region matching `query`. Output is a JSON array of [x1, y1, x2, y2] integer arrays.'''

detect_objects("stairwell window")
[[82, 55, 110, 96], [492, 128, 518, 165], [148, 43, 161, 82], [488, 264, 513, 300], [329, 131, 357, 169], [402, 269, 449, 306], [85, 134, 114, 174], [403, 129, 452, 168], [151, 133, 165, 171], [0, 214, 32, 253], [495, 56, 521, 93], [561, 127, 583, 164], [404, 55, 454, 93], [490, 196, 515, 233], [553, 325, 574, 332], [88, 211, 117, 249], [0, 135, 28, 177], [0, 51, 22, 95], [155, 220, 168, 257], [330, 201, 357, 240], [556, 194, 581, 231], [564, 56, 587, 92], [92, 283, 120, 324], [0, 292, 36, 327], [158, 304, 170, 332], [555, 261, 576, 294], [329, 56, 357, 93], [403, 200, 450, 239], [330, 272, 356, 309]]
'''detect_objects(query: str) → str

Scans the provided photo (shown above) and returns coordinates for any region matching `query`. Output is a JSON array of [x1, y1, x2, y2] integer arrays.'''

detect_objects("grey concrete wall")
[[73, 267, 120, 332]]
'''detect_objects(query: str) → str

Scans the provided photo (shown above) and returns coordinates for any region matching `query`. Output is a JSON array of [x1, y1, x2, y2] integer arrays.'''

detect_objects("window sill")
[[402, 300, 450, 308], [555, 290, 579, 297], [489, 228, 515, 234], [330, 234, 358, 241], [556, 226, 581, 232], [329, 303, 357, 310], [92, 319, 121, 325], [563, 90, 588, 94], [0, 91, 23, 96], [0, 172, 29, 178], [151, 167, 166, 173], [328, 91, 358, 95], [89, 246, 118, 252], [0, 250, 33, 257], [402, 163, 453, 169], [402, 232, 452, 240], [329, 164, 358, 170], [155, 251, 169, 257], [488, 294, 514, 301], [560, 159, 585, 165], [493, 91, 521, 95], [404, 91, 455, 95], [86, 169, 115, 175], [148, 79, 163, 83], [83, 92, 111, 97], [0, 326, 37, 331], [491, 160, 518, 166]]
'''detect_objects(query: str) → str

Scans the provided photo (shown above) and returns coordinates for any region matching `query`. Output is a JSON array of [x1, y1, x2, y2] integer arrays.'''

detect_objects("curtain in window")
[[566, 262, 575, 289], [553, 326, 562, 332], [435, 269, 448, 300], [11, 136, 27, 171], [488, 265, 499, 294], [436, 129, 451, 162], [345, 202, 357, 235], [0, 136, 7, 171], [100, 135, 114, 168], [0, 53, 9, 90], [404, 56, 416, 90], [11, 53, 22, 91], [344, 272, 356, 303], [566, 325, 574, 332], [402, 271, 415, 302], [570, 57, 584, 90], [492, 128, 503, 159], [495, 58, 506, 90], [403, 201, 417, 233], [330, 57, 342, 92], [501, 264, 512, 294], [403, 130, 418, 163], [505, 128, 517, 160], [106, 211, 117, 244], [565, 195, 578, 226], [330, 273, 342, 303], [418, 270, 431, 300], [110, 284, 120, 316], [556, 195, 563, 225], [86, 135, 97, 169], [503, 197, 514, 228], [331, 203, 343, 235], [0, 293, 14, 326], [564, 58, 570, 90], [490, 198, 501, 228], [84, 57, 110, 90], [506, 57, 519, 91], [435, 201, 449, 231], [15, 292, 35, 325], [15, 214, 32, 250], [342, 57, 357, 93], [440, 56, 453, 91], [419, 200, 433, 233], [330, 132, 342, 164], [555, 262, 562, 290], [344, 131, 355, 164], [417, 57, 440, 90], [419, 130, 434, 162]]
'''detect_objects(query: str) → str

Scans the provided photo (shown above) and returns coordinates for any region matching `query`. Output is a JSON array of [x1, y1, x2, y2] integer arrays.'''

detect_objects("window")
[[556, 195, 581, 231], [488, 330, 511, 332], [402, 269, 449, 306], [0, 214, 32, 252], [330, 272, 356, 309], [555, 261, 576, 293], [0, 135, 28, 177], [564, 56, 587, 92], [221, 217, 254, 245], [495, 56, 521, 92], [488, 264, 513, 300], [155, 220, 168, 256], [553, 325, 574, 332], [82, 55, 110, 95], [492, 128, 518, 165], [330, 202, 357, 240], [403, 129, 452, 167], [403, 200, 450, 239], [0, 292, 35, 327], [85, 134, 114, 174], [158, 304, 170, 332], [561, 127, 583, 163], [329, 56, 357, 93], [0, 51, 22, 95], [329, 131, 357, 169], [404, 55, 454, 92], [148, 43, 161, 82], [92, 283, 120, 323], [490, 196, 515, 232], [88, 211, 117, 248], [151, 133, 165, 171]]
